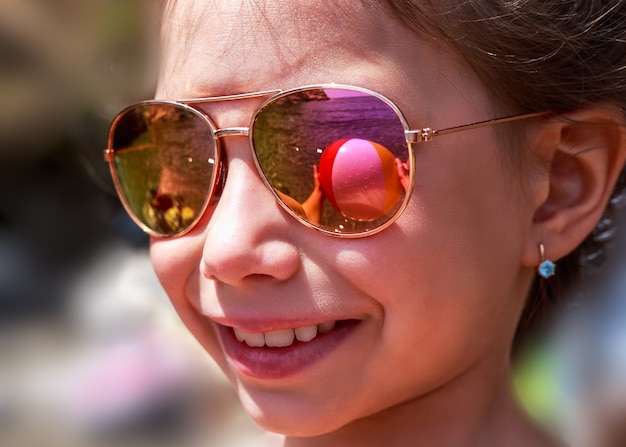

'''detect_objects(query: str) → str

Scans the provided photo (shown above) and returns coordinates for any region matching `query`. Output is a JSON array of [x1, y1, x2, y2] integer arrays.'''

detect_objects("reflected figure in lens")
[[301, 165, 325, 225], [394, 157, 410, 192], [143, 188, 195, 235], [276, 165, 326, 226], [145, 108, 214, 235]]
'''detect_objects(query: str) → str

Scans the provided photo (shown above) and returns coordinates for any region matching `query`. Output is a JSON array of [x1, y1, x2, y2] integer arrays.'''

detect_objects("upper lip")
[[187, 292, 353, 332], [189, 285, 369, 332]]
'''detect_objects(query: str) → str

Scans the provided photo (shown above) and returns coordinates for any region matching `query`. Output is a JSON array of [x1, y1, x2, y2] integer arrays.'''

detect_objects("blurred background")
[[0, 1, 259, 446], [1, 1, 626, 447]]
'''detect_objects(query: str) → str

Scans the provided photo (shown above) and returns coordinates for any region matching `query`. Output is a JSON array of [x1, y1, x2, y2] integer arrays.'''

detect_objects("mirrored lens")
[[109, 103, 218, 237], [252, 87, 410, 235]]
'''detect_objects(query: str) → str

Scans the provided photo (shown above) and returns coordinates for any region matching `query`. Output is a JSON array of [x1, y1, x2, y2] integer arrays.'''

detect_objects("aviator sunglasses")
[[105, 84, 548, 238]]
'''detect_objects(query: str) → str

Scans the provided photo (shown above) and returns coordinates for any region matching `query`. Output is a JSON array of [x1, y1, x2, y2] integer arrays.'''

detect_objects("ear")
[[521, 104, 626, 268]]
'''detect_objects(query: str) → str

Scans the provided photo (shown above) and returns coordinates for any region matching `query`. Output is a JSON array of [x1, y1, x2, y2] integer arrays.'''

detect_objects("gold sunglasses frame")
[[105, 84, 550, 238]]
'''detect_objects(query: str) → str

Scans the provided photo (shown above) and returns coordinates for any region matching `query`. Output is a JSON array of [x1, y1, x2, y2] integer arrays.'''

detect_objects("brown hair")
[[377, 0, 626, 344]]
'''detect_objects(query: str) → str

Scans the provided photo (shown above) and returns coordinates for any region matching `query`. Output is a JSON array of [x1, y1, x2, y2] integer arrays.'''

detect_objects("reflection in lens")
[[252, 87, 410, 235], [109, 103, 217, 236]]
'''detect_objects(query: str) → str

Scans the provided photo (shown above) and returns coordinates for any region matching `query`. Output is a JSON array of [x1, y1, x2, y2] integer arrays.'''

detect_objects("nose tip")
[[200, 237, 300, 285], [199, 150, 301, 286]]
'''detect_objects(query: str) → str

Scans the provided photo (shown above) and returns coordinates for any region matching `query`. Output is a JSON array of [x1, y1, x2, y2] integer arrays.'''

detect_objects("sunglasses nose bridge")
[[214, 127, 250, 139]]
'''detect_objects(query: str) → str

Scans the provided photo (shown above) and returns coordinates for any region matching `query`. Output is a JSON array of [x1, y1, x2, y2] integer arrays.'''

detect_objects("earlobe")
[[523, 104, 626, 268]]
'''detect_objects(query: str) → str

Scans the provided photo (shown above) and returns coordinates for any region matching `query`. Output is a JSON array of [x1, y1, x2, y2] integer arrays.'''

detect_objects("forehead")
[[160, 0, 427, 94]]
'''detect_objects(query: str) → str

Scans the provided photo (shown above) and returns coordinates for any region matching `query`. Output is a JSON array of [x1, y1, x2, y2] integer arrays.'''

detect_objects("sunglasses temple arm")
[[405, 110, 551, 144]]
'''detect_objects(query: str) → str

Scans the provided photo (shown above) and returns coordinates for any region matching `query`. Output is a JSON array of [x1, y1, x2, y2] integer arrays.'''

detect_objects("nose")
[[200, 137, 301, 286]]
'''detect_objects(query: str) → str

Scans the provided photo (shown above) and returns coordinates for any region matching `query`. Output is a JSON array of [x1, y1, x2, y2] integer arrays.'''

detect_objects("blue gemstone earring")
[[537, 243, 556, 278]]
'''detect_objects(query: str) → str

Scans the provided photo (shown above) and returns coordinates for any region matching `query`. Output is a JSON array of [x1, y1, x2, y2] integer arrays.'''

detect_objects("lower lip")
[[217, 321, 358, 380]]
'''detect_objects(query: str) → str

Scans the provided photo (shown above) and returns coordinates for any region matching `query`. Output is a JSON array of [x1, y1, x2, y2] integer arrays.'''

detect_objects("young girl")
[[105, 1, 626, 445]]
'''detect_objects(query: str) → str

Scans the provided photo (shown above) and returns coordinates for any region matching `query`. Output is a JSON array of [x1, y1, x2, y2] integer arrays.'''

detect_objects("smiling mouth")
[[232, 321, 349, 348], [218, 319, 359, 379]]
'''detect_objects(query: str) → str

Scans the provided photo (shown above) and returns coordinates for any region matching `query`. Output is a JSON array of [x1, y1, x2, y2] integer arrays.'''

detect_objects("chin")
[[236, 389, 352, 438]]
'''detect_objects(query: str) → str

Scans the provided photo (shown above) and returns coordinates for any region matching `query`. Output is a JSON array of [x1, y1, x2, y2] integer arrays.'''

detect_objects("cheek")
[[149, 204, 214, 295], [319, 229, 515, 421], [150, 236, 226, 361], [150, 237, 196, 294], [339, 144, 531, 349], [150, 238, 199, 330]]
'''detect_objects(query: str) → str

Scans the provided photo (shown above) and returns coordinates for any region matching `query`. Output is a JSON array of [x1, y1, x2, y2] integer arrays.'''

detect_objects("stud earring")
[[537, 243, 556, 278]]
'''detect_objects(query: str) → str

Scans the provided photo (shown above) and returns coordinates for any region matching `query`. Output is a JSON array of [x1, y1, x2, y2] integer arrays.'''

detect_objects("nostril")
[[200, 259, 218, 280]]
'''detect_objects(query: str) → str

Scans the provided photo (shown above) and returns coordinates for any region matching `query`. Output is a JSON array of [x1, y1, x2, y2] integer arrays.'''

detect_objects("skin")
[[150, 0, 626, 445]]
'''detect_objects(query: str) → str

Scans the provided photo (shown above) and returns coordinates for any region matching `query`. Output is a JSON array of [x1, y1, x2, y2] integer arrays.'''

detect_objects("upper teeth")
[[233, 322, 336, 348]]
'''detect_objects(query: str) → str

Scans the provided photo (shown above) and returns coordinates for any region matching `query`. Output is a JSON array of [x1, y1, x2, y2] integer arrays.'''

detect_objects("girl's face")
[[152, 0, 540, 436]]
